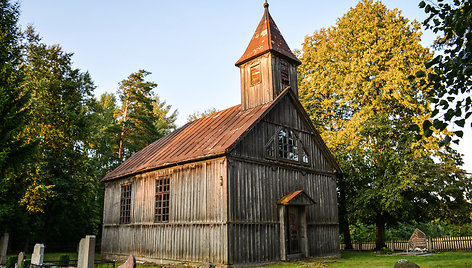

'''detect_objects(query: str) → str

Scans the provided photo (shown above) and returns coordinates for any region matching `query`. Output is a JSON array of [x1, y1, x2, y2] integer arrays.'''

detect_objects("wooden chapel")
[[101, 3, 341, 266]]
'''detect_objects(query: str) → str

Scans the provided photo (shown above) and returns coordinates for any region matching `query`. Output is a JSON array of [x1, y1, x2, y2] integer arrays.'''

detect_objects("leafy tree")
[[116, 70, 176, 160], [21, 27, 100, 246], [419, 0, 472, 138], [0, 0, 36, 234], [87, 92, 121, 175], [186, 108, 219, 123], [297, 0, 470, 249]]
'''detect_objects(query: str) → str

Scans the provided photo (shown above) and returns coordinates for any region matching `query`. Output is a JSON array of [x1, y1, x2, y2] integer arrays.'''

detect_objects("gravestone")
[[77, 235, 95, 268], [408, 228, 427, 251], [394, 259, 420, 268], [117, 254, 136, 268], [15, 252, 25, 268], [0, 233, 8, 265], [31, 244, 45, 266]]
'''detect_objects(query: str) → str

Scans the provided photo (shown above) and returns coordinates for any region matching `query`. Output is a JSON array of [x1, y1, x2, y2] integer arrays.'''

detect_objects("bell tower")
[[236, 3, 301, 110]]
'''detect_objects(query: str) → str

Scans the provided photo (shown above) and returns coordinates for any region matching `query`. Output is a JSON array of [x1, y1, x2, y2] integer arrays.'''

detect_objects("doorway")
[[286, 206, 302, 255]]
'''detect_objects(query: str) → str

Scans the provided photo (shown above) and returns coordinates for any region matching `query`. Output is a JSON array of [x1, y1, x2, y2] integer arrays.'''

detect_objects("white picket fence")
[[341, 236, 472, 251]]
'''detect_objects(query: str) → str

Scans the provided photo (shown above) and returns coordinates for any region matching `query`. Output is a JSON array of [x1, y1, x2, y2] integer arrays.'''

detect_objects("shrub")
[[59, 254, 70, 266], [6, 256, 17, 268], [380, 247, 393, 255]]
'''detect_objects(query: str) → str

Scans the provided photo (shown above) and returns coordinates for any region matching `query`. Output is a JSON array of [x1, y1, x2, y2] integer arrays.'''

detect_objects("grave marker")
[[0, 233, 8, 265], [117, 254, 136, 268], [31, 244, 44, 266], [15, 252, 25, 268], [78, 235, 95, 268]]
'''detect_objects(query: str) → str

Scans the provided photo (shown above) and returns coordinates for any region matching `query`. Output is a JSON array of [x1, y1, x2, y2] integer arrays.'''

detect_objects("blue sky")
[[18, 0, 471, 172]]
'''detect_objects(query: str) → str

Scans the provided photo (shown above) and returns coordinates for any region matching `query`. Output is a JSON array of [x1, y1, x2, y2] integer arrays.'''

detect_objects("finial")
[[264, 0, 269, 9]]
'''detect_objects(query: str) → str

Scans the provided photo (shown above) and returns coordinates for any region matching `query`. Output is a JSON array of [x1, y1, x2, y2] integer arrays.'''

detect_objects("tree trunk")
[[337, 174, 352, 249], [375, 213, 386, 250], [118, 92, 130, 160]]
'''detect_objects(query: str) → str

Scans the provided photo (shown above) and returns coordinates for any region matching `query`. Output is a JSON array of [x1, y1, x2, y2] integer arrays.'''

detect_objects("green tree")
[[0, 0, 36, 234], [297, 0, 470, 249], [87, 92, 121, 175], [117, 70, 176, 160], [21, 27, 100, 246], [186, 108, 219, 123], [419, 0, 472, 137]]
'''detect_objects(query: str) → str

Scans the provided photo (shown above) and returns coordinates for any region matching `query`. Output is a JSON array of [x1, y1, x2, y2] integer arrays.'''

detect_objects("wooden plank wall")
[[231, 93, 334, 173], [239, 54, 298, 110], [227, 94, 339, 264], [227, 160, 339, 263], [102, 158, 229, 264], [240, 55, 274, 110]]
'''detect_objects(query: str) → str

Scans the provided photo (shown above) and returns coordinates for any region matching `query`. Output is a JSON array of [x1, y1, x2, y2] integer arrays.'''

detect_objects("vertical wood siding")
[[227, 160, 339, 264], [227, 97, 339, 264], [102, 158, 228, 264], [232, 94, 334, 173]]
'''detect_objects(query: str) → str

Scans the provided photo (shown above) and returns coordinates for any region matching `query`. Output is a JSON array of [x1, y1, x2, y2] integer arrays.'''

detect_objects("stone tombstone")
[[117, 254, 136, 268], [77, 235, 95, 268], [15, 252, 25, 268], [195, 263, 215, 268], [408, 228, 427, 250], [394, 259, 420, 268], [31, 244, 45, 266], [0, 233, 8, 265]]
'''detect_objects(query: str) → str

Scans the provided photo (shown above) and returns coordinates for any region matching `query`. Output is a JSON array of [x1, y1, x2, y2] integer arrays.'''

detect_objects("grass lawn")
[[262, 251, 472, 268], [10, 251, 472, 267]]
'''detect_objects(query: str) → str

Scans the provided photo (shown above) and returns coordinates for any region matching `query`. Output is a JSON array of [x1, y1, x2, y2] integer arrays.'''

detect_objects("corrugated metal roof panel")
[[101, 101, 274, 181]]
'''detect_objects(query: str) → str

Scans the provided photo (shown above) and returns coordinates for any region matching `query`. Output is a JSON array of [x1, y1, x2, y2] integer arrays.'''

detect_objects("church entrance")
[[277, 190, 316, 260], [286, 206, 302, 255]]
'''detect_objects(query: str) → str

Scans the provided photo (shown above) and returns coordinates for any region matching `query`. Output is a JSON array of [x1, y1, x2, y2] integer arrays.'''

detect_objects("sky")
[[18, 0, 471, 172]]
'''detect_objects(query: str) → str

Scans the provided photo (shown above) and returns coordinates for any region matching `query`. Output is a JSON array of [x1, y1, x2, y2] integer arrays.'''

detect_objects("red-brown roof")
[[235, 3, 301, 66], [101, 98, 276, 182]]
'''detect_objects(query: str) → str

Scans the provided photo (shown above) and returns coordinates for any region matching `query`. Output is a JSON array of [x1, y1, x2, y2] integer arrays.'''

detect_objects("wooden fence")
[[341, 236, 472, 251]]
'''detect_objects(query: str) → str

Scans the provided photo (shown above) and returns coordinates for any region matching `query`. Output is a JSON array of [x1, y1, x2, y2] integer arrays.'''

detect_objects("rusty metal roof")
[[101, 98, 278, 182], [235, 3, 301, 66], [277, 190, 316, 206]]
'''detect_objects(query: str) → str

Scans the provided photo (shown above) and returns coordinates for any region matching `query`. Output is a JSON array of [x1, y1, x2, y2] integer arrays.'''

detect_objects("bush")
[[59, 254, 70, 266], [380, 247, 393, 255], [6, 256, 17, 268]]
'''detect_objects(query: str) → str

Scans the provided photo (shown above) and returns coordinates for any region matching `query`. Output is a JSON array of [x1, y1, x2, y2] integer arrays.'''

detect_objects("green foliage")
[[6, 256, 17, 268], [297, 0, 471, 248], [18, 26, 100, 245], [0, 0, 37, 233], [59, 254, 70, 266], [419, 0, 472, 139], [186, 108, 219, 123], [116, 70, 177, 160], [380, 247, 393, 255]]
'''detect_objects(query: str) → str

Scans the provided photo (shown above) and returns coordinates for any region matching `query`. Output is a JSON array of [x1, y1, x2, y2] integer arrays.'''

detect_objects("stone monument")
[[117, 254, 136, 268], [0, 233, 8, 265], [78, 235, 95, 268], [31, 244, 45, 266], [15, 252, 25, 268]]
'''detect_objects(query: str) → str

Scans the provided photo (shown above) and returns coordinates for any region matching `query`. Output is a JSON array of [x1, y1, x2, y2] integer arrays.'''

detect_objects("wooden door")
[[286, 206, 301, 254]]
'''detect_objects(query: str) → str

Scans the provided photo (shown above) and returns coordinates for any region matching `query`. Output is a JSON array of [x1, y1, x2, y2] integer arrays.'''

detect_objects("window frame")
[[155, 175, 170, 223], [120, 183, 132, 224], [265, 127, 311, 166]]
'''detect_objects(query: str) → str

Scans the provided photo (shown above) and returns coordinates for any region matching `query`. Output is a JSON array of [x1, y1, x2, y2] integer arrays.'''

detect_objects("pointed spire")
[[235, 3, 301, 66]]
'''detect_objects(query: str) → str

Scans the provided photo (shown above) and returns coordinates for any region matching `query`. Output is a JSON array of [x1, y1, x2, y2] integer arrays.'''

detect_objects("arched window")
[[266, 128, 310, 165]]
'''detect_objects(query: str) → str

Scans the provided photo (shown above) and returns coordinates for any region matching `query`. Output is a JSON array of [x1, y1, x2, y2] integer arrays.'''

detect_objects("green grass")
[[11, 251, 472, 267], [262, 251, 472, 268]]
